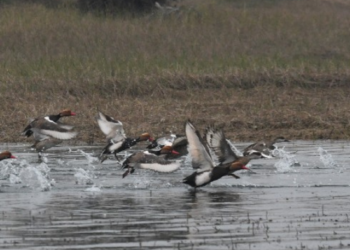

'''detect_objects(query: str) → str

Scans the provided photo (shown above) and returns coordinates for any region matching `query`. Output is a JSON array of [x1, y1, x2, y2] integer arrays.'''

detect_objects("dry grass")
[[3, 86, 350, 144], [1, 0, 350, 143]]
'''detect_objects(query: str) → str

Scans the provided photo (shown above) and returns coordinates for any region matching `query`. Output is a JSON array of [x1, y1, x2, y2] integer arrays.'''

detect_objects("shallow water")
[[0, 141, 350, 250]]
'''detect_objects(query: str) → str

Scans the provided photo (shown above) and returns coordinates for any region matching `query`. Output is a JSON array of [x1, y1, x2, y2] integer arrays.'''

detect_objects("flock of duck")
[[0, 109, 289, 188]]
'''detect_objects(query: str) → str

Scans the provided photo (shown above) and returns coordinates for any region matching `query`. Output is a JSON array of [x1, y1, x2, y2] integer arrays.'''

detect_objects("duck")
[[243, 136, 290, 158], [96, 111, 154, 163], [122, 145, 181, 178], [22, 112, 77, 157], [22, 109, 76, 138], [0, 151, 16, 161], [182, 121, 261, 188], [147, 134, 188, 159]]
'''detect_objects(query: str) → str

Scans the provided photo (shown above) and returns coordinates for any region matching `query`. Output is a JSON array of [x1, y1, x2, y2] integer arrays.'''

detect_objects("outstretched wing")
[[205, 126, 238, 164], [30, 118, 78, 140], [96, 111, 126, 141], [185, 120, 213, 171]]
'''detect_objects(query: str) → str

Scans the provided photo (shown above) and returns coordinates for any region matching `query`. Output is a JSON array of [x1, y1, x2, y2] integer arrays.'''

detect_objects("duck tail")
[[182, 172, 197, 187]]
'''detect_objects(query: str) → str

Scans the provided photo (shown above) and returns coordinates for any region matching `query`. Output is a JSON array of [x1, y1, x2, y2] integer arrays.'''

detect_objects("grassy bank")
[[1, 0, 350, 143]]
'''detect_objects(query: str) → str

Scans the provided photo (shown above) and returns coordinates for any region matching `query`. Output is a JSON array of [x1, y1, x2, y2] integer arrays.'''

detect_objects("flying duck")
[[147, 133, 188, 159], [96, 111, 154, 163], [182, 121, 261, 188], [243, 136, 290, 158], [122, 145, 181, 178], [22, 110, 77, 157], [22, 109, 76, 138]]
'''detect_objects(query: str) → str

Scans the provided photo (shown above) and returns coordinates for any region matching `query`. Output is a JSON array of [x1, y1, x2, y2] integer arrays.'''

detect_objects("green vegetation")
[[1, 0, 350, 143]]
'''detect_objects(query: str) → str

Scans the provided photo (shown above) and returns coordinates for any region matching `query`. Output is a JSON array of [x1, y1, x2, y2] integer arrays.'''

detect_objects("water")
[[0, 141, 350, 250]]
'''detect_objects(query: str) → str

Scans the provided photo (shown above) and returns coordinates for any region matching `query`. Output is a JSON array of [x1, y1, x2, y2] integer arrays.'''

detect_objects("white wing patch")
[[40, 130, 78, 140], [97, 119, 120, 136], [57, 124, 74, 130], [139, 162, 181, 173], [32, 130, 50, 141], [97, 112, 124, 136]]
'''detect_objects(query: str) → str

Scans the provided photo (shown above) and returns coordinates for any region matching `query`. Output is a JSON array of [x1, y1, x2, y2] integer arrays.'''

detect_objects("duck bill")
[[71, 112, 76, 116], [11, 155, 16, 159], [242, 165, 257, 174], [171, 150, 179, 155], [242, 165, 250, 170]]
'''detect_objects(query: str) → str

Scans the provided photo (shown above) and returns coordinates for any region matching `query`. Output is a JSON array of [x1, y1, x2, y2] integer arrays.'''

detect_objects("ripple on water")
[[0, 141, 350, 250]]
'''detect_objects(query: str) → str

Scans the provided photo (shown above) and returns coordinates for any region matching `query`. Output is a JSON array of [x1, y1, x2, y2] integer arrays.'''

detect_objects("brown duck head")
[[0, 151, 16, 161], [59, 109, 76, 117], [160, 145, 179, 155], [137, 133, 154, 142], [229, 152, 261, 173]]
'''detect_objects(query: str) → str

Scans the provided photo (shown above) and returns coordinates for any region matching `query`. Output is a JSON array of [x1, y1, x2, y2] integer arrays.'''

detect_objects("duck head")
[[0, 151, 16, 161], [229, 152, 261, 173], [137, 133, 154, 142], [160, 145, 179, 155], [59, 109, 76, 117]]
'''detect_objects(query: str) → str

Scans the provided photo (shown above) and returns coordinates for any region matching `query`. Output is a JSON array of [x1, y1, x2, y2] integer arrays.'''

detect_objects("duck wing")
[[185, 120, 214, 171], [205, 126, 238, 164], [172, 136, 188, 148], [30, 118, 78, 140], [55, 122, 74, 130], [125, 151, 181, 173], [96, 111, 126, 141]]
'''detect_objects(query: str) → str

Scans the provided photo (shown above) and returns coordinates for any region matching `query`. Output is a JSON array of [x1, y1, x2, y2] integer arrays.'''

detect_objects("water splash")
[[74, 168, 94, 185], [78, 149, 99, 164], [18, 163, 54, 191], [0, 159, 22, 179], [85, 185, 102, 192], [1, 159, 54, 191], [273, 147, 300, 173], [130, 174, 153, 189], [9, 174, 22, 184], [317, 147, 343, 172]]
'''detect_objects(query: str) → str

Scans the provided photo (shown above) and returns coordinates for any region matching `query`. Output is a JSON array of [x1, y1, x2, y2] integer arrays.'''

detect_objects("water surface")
[[0, 141, 350, 250]]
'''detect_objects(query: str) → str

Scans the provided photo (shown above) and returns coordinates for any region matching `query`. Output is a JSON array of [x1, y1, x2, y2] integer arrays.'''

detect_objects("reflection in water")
[[1, 141, 350, 249]]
